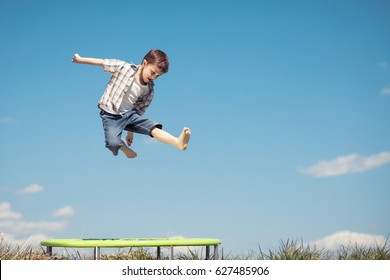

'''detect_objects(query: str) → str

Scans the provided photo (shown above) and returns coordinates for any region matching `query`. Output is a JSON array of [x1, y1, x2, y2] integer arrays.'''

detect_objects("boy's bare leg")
[[151, 127, 191, 150], [120, 142, 138, 158]]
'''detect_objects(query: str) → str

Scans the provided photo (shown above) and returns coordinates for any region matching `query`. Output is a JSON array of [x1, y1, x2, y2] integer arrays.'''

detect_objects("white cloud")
[[53, 206, 75, 218], [0, 202, 22, 219], [16, 184, 44, 195], [309, 231, 387, 250], [299, 152, 390, 177], [381, 87, 390, 95], [0, 116, 17, 125], [0, 202, 68, 247], [0, 220, 66, 235]]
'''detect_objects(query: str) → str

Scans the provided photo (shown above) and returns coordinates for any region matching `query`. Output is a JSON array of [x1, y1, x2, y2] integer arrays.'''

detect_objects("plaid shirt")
[[98, 59, 154, 115]]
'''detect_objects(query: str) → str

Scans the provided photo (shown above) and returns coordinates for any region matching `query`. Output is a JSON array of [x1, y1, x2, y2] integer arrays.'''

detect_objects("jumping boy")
[[72, 50, 191, 158]]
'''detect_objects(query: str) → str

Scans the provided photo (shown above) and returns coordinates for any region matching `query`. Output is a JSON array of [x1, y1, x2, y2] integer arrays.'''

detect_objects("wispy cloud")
[[0, 202, 69, 246], [309, 231, 387, 250], [16, 184, 44, 195], [0, 203, 66, 235], [0, 220, 66, 235], [0, 202, 22, 219], [378, 61, 389, 68], [143, 138, 159, 145], [0, 116, 17, 125], [381, 87, 390, 95], [299, 152, 390, 177], [378, 61, 388, 69], [378, 62, 390, 95], [53, 206, 75, 218]]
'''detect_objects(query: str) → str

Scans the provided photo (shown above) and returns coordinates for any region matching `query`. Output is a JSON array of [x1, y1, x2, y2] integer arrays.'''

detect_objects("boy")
[[72, 50, 191, 158]]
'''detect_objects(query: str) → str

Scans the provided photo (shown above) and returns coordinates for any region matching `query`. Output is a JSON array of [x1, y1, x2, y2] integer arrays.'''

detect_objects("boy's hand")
[[126, 132, 134, 146], [71, 54, 104, 66], [72, 53, 81, 63]]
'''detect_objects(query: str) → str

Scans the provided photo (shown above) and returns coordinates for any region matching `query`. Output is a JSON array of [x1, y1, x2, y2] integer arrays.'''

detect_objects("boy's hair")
[[143, 49, 169, 73]]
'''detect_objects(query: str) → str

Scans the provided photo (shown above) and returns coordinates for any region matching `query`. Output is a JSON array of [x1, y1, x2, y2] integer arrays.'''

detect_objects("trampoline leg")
[[206, 246, 210, 260], [169, 246, 174, 260], [94, 247, 101, 260], [157, 247, 161, 259], [46, 246, 53, 256], [214, 245, 219, 260]]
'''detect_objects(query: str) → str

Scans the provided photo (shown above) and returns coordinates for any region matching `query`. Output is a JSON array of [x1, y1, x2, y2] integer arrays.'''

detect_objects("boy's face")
[[139, 59, 163, 85]]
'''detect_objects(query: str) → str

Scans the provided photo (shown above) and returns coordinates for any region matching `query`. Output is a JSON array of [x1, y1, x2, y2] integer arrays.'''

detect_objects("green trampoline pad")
[[41, 238, 221, 248]]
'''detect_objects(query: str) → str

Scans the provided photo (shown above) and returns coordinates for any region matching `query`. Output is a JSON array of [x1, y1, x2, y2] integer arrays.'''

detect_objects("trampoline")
[[41, 238, 221, 260]]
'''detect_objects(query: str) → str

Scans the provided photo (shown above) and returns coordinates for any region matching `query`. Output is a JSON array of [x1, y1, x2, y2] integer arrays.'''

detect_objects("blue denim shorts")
[[100, 109, 162, 155]]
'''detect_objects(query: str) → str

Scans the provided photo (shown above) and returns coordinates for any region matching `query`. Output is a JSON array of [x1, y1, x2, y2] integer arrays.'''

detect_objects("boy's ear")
[[142, 59, 148, 66]]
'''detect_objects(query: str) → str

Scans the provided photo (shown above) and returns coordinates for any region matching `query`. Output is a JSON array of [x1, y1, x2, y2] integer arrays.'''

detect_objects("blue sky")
[[1, 0, 389, 256]]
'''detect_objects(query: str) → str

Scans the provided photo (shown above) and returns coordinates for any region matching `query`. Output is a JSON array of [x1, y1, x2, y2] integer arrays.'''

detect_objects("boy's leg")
[[123, 110, 191, 152], [100, 110, 137, 158], [151, 127, 191, 150]]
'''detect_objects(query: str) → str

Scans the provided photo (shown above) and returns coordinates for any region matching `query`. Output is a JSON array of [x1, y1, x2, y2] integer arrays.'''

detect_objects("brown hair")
[[143, 49, 169, 73]]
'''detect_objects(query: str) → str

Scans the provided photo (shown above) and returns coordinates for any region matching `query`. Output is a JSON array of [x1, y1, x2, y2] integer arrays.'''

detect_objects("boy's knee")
[[150, 124, 163, 137]]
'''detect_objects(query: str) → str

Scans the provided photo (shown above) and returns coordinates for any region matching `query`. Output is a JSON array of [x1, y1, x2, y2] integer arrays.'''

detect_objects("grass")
[[336, 241, 390, 260], [256, 239, 329, 260], [1, 235, 389, 260], [0, 236, 52, 260]]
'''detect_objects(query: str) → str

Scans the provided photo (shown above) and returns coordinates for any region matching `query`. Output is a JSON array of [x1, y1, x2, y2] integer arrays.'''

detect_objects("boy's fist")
[[72, 53, 81, 63]]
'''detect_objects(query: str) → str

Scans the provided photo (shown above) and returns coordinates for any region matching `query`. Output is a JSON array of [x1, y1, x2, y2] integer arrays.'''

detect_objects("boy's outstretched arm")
[[72, 53, 104, 66]]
